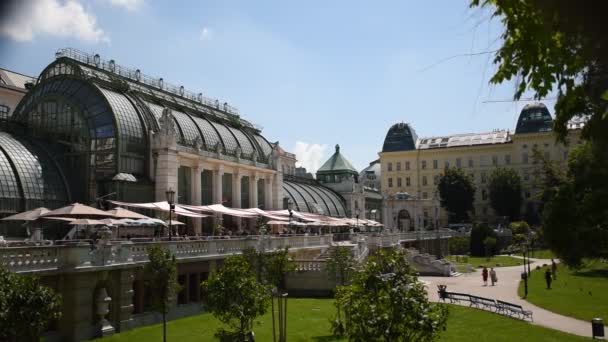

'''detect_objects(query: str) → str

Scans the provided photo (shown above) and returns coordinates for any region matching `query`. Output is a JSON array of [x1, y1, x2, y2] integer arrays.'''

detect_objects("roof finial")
[[335, 144, 340, 153]]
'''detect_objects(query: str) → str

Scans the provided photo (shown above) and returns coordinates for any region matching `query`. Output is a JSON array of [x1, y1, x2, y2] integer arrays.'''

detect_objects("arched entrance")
[[397, 209, 413, 231]]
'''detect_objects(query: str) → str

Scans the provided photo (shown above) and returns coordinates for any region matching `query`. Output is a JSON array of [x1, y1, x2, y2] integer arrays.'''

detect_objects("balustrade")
[[0, 235, 334, 273]]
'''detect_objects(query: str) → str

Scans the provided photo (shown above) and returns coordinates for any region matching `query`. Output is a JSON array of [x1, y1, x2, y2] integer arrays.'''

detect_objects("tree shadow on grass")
[[574, 269, 608, 278], [311, 335, 343, 341]]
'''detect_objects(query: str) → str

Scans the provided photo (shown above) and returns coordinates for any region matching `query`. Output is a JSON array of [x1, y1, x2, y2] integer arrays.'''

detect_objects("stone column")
[[250, 173, 259, 209], [191, 164, 203, 235], [265, 175, 274, 210], [154, 148, 179, 202], [272, 172, 283, 210], [232, 170, 242, 230], [213, 166, 224, 204]]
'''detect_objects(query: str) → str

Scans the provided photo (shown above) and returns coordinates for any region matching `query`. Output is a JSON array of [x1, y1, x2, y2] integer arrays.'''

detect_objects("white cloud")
[[0, 0, 108, 42], [200, 27, 212, 41], [108, 0, 143, 12], [293, 141, 327, 176]]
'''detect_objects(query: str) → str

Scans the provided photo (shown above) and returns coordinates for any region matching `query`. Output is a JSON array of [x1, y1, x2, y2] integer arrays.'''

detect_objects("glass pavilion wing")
[[0, 133, 68, 209], [189, 115, 223, 151], [287, 182, 319, 214], [97, 87, 145, 145], [171, 110, 202, 147], [312, 185, 346, 217], [12, 78, 117, 173], [297, 183, 333, 216], [253, 134, 273, 158], [226, 126, 256, 157], [282, 182, 308, 212], [0, 148, 22, 212], [208, 120, 239, 155], [303, 183, 339, 217]]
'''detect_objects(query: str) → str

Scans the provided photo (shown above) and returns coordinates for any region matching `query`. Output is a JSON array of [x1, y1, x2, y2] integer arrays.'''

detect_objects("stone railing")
[[0, 235, 333, 274], [362, 230, 455, 247], [294, 259, 326, 272]]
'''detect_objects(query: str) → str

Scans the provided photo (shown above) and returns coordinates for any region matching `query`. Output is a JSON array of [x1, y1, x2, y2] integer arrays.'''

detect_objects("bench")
[[444, 292, 472, 304], [469, 295, 497, 311], [496, 300, 533, 321]]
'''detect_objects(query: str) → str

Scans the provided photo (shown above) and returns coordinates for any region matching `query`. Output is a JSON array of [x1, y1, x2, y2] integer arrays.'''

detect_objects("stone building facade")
[[379, 103, 584, 229]]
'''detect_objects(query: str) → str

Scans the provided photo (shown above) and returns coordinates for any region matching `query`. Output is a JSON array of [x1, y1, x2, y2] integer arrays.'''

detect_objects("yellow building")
[[379, 103, 584, 230]]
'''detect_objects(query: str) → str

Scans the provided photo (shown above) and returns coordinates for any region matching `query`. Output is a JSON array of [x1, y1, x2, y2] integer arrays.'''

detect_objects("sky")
[[0, 0, 555, 174]]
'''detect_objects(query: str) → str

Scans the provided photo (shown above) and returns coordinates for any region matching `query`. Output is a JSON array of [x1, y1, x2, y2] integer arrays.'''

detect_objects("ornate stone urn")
[[96, 287, 115, 336]]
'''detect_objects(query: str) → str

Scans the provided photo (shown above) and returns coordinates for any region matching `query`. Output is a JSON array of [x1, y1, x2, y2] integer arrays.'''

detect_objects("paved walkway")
[[420, 257, 604, 338]]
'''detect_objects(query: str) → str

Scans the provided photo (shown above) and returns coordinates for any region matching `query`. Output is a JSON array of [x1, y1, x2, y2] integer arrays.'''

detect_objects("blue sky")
[[0, 0, 554, 173]]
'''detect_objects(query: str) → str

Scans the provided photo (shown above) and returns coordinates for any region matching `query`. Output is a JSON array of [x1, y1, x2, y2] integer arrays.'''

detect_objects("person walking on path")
[[551, 259, 557, 280], [482, 266, 489, 286], [490, 267, 498, 286], [545, 268, 553, 289]]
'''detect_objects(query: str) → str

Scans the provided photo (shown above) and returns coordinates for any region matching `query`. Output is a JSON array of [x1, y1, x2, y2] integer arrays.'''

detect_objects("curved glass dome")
[[0, 132, 69, 214], [282, 180, 347, 217], [515, 103, 553, 134], [382, 122, 418, 152]]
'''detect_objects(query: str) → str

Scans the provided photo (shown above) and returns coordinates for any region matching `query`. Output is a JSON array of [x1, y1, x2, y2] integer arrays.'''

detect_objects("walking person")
[[490, 267, 498, 286], [551, 259, 557, 280], [545, 268, 553, 289], [482, 266, 489, 286]]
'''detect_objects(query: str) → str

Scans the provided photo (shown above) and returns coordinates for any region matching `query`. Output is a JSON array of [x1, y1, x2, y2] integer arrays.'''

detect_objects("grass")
[[97, 299, 590, 342], [516, 249, 556, 260], [518, 259, 608, 322], [447, 255, 524, 268]]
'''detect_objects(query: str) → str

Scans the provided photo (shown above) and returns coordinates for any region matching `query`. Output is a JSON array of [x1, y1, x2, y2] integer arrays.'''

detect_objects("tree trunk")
[[162, 300, 167, 342]]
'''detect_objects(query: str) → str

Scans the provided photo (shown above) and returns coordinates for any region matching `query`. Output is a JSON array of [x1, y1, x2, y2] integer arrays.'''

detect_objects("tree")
[[0, 268, 62, 342], [449, 236, 470, 255], [510, 221, 530, 236], [483, 236, 497, 258], [202, 255, 270, 340], [325, 246, 357, 337], [335, 249, 448, 341], [469, 1, 608, 266], [325, 246, 356, 287], [437, 166, 476, 222], [488, 167, 522, 220], [470, 223, 496, 257], [144, 246, 180, 342], [264, 247, 296, 291]]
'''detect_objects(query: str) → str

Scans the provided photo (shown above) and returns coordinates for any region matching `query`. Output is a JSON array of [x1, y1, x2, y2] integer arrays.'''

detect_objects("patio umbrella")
[[165, 219, 185, 226], [105, 207, 150, 219], [0, 207, 50, 221], [41, 203, 115, 218], [99, 218, 127, 225], [68, 219, 105, 225], [135, 218, 167, 226], [1, 207, 52, 240]]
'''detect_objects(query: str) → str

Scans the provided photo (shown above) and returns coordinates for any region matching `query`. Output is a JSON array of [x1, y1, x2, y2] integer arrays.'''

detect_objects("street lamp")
[[355, 208, 360, 231], [287, 199, 293, 234], [166, 188, 175, 241], [522, 242, 529, 298]]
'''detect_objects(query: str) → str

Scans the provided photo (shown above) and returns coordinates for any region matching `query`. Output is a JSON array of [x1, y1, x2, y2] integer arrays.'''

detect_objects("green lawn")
[[518, 260, 608, 322], [516, 249, 556, 260], [98, 299, 590, 341], [447, 255, 523, 268]]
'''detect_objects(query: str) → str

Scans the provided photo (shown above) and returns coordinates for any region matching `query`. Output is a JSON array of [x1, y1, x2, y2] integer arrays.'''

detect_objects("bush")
[[449, 237, 470, 255]]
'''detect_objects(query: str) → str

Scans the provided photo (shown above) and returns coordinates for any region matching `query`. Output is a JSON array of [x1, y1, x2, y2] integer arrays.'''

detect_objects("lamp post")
[[355, 208, 360, 232], [287, 199, 293, 235], [166, 188, 175, 241], [522, 242, 529, 298]]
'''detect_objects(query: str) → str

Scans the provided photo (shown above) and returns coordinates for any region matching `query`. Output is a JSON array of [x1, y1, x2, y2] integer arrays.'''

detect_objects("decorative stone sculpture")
[[193, 135, 203, 152], [157, 107, 177, 147]]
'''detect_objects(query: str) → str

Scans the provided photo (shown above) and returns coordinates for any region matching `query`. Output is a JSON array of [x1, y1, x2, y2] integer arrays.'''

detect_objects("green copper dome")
[[317, 144, 358, 174]]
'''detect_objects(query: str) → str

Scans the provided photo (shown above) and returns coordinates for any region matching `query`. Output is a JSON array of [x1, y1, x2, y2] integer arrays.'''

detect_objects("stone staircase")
[[404, 248, 453, 276]]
